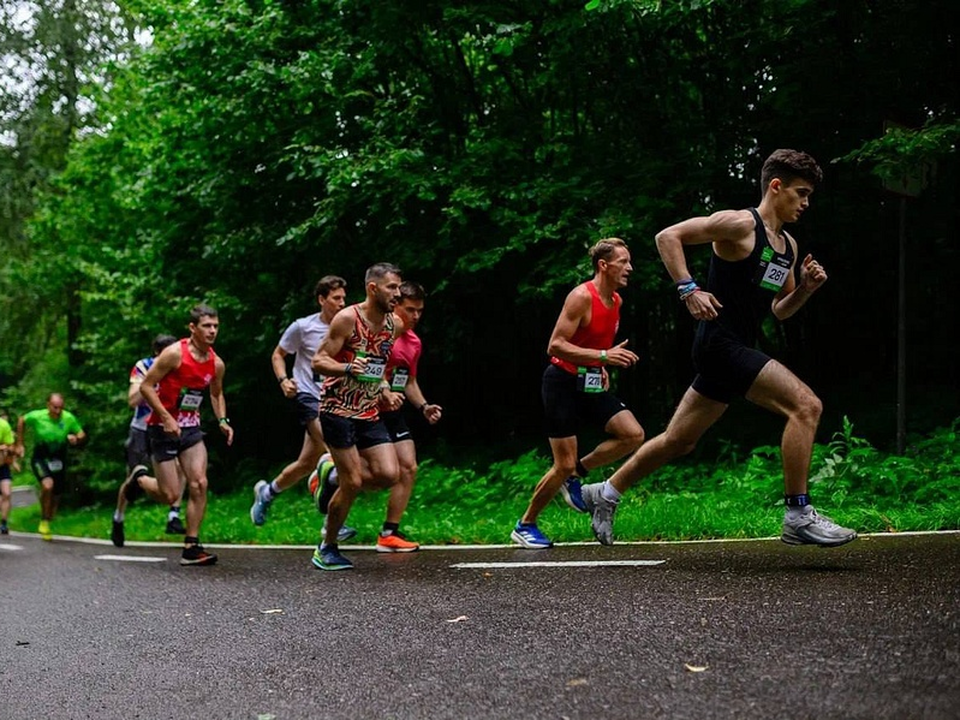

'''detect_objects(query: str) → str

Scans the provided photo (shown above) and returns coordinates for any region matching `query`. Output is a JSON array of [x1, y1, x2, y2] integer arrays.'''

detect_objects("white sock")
[[329, 467, 339, 487], [114, 510, 124, 522], [600, 481, 621, 504]]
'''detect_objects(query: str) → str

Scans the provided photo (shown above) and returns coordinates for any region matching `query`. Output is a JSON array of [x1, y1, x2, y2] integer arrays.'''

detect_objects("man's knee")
[[795, 391, 823, 427], [618, 425, 645, 451]]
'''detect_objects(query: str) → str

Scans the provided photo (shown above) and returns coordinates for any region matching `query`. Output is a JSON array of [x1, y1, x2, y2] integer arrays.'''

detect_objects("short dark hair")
[[189, 304, 218, 324], [365, 262, 402, 285], [315, 275, 346, 299], [152, 334, 178, 356], [588, 238, 628, 272], [761, 149, 823, 190], [399, 281, 425, 302]]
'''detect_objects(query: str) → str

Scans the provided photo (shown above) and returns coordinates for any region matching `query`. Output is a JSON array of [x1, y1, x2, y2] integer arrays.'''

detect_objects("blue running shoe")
[[559, 475, 587, 513], [250, 480, 271, 526], [312, 544, 353, 571], [510, 521, 553, 549]]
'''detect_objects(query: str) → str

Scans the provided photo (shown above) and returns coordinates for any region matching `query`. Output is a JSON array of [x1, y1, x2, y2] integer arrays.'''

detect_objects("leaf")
[[445, 615, 469, 623], [684, 664, 708, 673], [260, 608, 284, 614]]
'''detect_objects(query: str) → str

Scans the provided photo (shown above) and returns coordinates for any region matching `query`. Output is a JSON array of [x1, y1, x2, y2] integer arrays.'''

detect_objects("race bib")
[[47, 459, 64, 472], [390, 367, 410, 391], [178, 388, 204, 411], [755, 246, 792, 292], [357, 356, 386, 383], [577, 366, 604, 394]]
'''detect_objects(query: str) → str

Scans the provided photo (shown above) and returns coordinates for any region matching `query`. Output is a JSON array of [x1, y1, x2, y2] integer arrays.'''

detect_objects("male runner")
[[512, 238, 645, 549], [580, 149, 857, 548], [139, 304, 234, 566], [310, 263, 404, 570], [313, 281, 442, 552], [249, 276, 349, 532], [0, 410, 16, 534], [111, 334, 187, 547], [15, 393, 87, 540]]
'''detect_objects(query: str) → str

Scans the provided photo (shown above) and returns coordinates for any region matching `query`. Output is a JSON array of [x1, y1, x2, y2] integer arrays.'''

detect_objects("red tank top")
[[148, 338, 217, 428], [551, 281, 621, 375]]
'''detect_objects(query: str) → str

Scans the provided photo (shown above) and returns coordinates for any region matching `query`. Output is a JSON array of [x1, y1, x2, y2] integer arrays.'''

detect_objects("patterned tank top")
[[320, 306, 396, 420]]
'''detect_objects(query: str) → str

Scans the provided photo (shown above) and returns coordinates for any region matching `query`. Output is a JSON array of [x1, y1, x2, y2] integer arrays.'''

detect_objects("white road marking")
[[94, 554, 167, 563], [0, 543, 23, 551], [451, 559, 666, 569]]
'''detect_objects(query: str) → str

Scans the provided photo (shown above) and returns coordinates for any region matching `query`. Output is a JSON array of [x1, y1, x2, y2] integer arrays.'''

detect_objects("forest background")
[[0, 0, 957, 510]]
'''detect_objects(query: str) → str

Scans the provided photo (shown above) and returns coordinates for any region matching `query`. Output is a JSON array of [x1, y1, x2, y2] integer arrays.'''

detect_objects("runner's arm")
[[312, 312, 363, 377], [403, 377, 442, 424], [771, 237, 827, 320], [210, 357, 233, 446], [139, 343, 181, 432]]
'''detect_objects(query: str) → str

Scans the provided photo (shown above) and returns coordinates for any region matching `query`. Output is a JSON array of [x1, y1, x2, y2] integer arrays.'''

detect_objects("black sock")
[[784, 493, 810, 508], [575, 459, 588, 478], [184, 535, 199, 547], [382, 522, 399, 536]]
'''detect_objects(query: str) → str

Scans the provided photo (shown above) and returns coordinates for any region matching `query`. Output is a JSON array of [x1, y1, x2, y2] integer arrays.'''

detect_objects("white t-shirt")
[[278, 313, 330, 400]]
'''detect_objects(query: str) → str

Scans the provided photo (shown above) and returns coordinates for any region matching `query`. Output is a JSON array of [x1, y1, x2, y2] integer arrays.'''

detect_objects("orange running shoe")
[[376, 531, 419, 553]]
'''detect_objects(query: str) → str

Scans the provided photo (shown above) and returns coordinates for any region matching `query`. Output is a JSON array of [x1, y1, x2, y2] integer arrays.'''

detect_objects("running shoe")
[[314, 458, 337, 515], [312, 544, 353, 571], [123, 464, 149, 502], [38, 520, 52, 541], [559, 475, 588, 513], [249, 479, 271, 526], [180, 544, 218, 566], [165, 516, 186, 534], [510, 521, 553, 549], [321, 520, 357, 543], [581, 483, 618, 546], [376, 531, 420, 553], [1, 523, 8, 535], [782, 508, 858, 547], [111, 519, 125, 548]]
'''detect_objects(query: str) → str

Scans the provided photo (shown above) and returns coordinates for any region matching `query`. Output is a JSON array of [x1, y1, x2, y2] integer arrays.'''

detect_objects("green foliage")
[[0, 0, 956, 483], [12, 418, 959, 545]]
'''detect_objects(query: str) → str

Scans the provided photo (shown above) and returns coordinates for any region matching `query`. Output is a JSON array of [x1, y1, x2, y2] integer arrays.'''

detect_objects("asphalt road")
[[1, 532, 958, 720]]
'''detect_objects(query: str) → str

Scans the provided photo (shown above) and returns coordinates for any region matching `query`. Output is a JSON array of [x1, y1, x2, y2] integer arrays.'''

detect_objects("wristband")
[[277, 376, 288, 384], [344, 363, 353, 378], [600, 349, 608, 364], [677, 280, 700, 301], [218, 417, 230, 425], [419, 402, 428, 413]]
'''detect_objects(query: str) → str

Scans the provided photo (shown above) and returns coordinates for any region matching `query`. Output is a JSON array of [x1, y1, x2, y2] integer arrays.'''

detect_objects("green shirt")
[[22, 408, 83, 452], [0, 417, 13, 446]]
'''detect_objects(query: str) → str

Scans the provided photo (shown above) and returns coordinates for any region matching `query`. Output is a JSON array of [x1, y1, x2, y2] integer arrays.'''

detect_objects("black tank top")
[[694, 207, 794, 348]]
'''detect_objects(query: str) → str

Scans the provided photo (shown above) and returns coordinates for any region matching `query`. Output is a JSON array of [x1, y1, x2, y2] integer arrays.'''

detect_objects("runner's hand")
[[684, 290, 723, 320], [220, 421, 234, 447], [279, 378, 298, 398], [799, 253, 828, 292], [605, 340, 639, 368], [422, 403, 442, 424]]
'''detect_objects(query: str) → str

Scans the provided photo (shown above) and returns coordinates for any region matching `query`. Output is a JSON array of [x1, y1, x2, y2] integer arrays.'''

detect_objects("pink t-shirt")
[[386, 329, 422, 391]]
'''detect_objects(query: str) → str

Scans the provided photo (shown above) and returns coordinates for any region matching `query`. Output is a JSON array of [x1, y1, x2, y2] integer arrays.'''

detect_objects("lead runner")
[[580, 149, 857, 548]]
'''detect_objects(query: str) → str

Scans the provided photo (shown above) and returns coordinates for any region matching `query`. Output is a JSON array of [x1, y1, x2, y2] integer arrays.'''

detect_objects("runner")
[[249, 276, 350, 534], [512, 238, 645, 549], [111, 334, 187, 547], [0, 410, 16, 535], [139, 304, 234, 566], [310, 263, 404, 570], [313, 281, 442, 553], [14, 393, 87, 540], [580, 149, 857, 548]]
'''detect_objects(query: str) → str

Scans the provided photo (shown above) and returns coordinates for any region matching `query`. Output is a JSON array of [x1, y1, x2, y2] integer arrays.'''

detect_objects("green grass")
[[8, 418, 960, 545]]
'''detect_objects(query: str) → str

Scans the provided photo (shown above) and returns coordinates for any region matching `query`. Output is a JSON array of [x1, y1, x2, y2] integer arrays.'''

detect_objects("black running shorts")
[[541, 364, 630, 439]]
